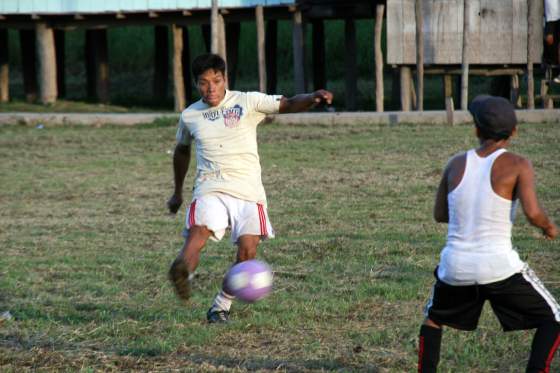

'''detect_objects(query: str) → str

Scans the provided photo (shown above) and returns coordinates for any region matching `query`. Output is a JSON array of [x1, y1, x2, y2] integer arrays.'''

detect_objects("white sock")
[[211, 290, 235, 312], [188, 273, 195, 282]]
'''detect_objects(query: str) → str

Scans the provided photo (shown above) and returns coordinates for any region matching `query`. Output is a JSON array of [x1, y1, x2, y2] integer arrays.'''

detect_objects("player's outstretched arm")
[[167, 143, 191, 214], [433, 167, 450, 223], [279, 90, 333, 114], [517, 158, 558, 239]]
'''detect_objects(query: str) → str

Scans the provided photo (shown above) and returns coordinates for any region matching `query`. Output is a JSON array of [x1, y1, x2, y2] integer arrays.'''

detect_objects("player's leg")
[[418, 318, 442, 373], [169, 196, 229, 301], [488, 267, 560, 372], [207, 199, 273, 323], [419, 268, 483, 372]]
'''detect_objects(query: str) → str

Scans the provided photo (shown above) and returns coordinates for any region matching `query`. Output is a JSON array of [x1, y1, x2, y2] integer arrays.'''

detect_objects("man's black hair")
[[192, 54, 226, 82]]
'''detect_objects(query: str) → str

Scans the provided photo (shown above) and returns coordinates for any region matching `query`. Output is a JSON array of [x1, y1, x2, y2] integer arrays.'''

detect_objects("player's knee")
[[424, 318, 442, 329], [545, 34, 554, 46]]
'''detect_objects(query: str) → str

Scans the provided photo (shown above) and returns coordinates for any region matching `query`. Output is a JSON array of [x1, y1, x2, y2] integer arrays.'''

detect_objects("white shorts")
[[182, 193, 275, 244]]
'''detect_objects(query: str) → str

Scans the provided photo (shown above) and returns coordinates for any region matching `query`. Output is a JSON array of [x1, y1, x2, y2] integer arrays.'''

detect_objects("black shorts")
[[424, 266, 560, 331]]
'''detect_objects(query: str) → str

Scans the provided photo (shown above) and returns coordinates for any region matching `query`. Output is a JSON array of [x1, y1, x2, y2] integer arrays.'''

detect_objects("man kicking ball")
[[167, 53, 333, 323], [418, 95, 559, 372]]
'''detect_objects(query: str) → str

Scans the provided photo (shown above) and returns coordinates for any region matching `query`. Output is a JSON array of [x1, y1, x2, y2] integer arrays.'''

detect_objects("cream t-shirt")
[[176, 90, 282, 206]]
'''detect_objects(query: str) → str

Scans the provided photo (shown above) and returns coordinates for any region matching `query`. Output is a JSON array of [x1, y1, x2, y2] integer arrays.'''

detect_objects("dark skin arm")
[[279, 90, 333, 113], [515, 158, 558, 239], [167, 143, 191, 214], [433, 154, 466, 223]]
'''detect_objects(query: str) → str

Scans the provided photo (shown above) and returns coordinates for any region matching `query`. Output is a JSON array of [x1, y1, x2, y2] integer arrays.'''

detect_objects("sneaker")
[[207, 308, 230, 324], [168, 258, 191, 300]]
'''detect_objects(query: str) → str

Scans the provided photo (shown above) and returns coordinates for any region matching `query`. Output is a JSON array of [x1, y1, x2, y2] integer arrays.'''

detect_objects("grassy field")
[[0, 120, 559, 372]]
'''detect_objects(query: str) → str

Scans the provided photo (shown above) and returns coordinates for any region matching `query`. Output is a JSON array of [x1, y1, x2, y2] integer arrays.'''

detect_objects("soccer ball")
[[224, 259, 273, 303]]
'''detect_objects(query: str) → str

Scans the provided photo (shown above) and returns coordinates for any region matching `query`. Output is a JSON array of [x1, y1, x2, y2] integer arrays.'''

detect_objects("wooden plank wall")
[[387, 0, 543, 65]]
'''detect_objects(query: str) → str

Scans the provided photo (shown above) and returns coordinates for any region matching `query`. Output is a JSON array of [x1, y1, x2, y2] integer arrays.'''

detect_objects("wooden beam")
[[460, 0, 470, 110], [54, 29, 66, 98], [345, 18, 357, 110], [527, 0, 535, 109], [36, 23, 57, 104], [292, 9, 305, 94], [312, 19, 326, 91], [256, 5, 266, 93], [400, 66, 412, 111], [211, 0, 219, 54], [19, 29, 38, 102], [172, 24, 185, 112], [415, 0, 423, 111], [0, 29, 9, 103], [116, 13, 126, 20], [265, 20, 277, 93], [374, 4, 384, 112], [154, 25, 169, 100]]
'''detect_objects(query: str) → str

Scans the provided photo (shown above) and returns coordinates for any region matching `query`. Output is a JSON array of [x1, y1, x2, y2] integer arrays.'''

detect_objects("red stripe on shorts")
[[188, 200, 197, 227], [257, 204, 267, 236], [544, 333, 560, 373], [418, 336, 425, 372]]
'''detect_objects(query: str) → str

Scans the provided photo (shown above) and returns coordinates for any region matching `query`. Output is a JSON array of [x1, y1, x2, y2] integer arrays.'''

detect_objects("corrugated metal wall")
[[0, 0, 294, 14]]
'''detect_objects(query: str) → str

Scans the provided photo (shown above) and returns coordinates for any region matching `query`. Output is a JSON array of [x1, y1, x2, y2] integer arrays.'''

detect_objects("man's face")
[[196, 69, 226, 107]]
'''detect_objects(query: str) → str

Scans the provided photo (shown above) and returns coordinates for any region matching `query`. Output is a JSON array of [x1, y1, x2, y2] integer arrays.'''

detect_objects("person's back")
[[419, 95, 559, 373]]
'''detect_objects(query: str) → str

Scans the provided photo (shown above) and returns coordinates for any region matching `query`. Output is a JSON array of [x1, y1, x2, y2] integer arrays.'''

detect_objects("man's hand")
[[310, 90, 333, 106], [543, 223, 558, 240], [167, 194, 183, 214]]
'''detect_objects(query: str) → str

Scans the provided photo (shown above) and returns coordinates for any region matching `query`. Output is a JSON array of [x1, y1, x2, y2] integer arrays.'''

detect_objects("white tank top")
[[437, 148, 525, 285]]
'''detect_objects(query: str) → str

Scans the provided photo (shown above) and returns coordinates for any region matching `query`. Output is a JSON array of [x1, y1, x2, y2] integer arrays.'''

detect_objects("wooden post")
[[374, 4, 384, 112], [54, 29, 65, 98], [211, 0, 219, 54], [217, 13, 227, 67], [415, 0, 424, 111], [19, 29, 38, 102], [312, 19, 326, 91], [85, 30, 95, 99], [256, 5, 266, 93], [225, 22, 240, 89], [445, 97, 454, 126], [181, 26, 192, 103], [460, 0, 470, 110], [345, 18, 357, 111], [527, 0, 535, 109], [0, 29, 9, 103], [400, 66, 412, 111], [94, 29, 109, 104], [511, 75, 521, 108], [36, 23, 57, 104], [265, 20, 277, 93], [172, 24, 185, 112], [154, 25, 169, 100], [292, 9, 305, 94], [540, 80, 553, 109]]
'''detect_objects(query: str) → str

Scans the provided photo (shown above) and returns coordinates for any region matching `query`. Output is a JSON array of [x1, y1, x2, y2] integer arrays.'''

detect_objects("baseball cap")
[[468, 95, 517, 139]]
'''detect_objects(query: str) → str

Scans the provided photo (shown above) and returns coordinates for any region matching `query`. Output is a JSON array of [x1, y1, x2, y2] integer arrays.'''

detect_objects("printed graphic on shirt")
[[222, 105, 243, 128], [201, 104, 244, 128]]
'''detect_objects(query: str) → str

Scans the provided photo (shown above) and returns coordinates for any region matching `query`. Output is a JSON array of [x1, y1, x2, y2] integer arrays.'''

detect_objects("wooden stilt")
[[527, 0, 535, 109], [85, 30, 95, 99], [19, 29, 38, 102], [54, 29, 65, 98], [375, 4, 385, 112], [292, 9, 305, 94], [511, 75, 522, 108], [415, 0, 424, 110], [345, 18, 357, 110], [211, 0, 219, 54], [154, 25, 169, 101], [265, 20, 277, 93], [400, 66, 411, 111], [460, 0, 470, 110], [256, 6, 266, 93], [172, 24, 185, 112], [36, 23, 58, 104], [312, 19, 326, 91], [0, 29, 9, 103]]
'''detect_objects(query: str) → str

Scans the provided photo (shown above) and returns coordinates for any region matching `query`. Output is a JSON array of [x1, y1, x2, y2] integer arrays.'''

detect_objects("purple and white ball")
[[224, 259, 273, 303]]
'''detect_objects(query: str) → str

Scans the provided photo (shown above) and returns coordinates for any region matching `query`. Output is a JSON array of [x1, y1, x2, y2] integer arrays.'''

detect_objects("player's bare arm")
[[434, 153, 466, 223], [515, 157, 558, 239], [279, 89, 333, 113], [168, 143, 191, 214]]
